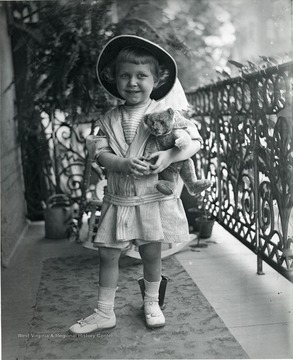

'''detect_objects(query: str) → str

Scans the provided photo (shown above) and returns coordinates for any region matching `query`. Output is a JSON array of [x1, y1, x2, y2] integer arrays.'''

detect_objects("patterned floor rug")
[[24, 254, 248, 359]]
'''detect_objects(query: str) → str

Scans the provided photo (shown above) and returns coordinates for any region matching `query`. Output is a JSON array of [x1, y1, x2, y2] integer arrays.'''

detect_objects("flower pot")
[[187, 208, 204, 231], [44, 194, 73, 239], [195, 217, 215, 238]]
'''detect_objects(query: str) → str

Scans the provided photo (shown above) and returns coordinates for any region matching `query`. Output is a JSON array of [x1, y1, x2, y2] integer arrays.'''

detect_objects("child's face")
[[116, 62, 157, 106]]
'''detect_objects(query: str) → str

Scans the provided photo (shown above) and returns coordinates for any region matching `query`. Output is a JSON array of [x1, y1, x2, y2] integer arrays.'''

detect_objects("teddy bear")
[[143, 108, 212, 196]]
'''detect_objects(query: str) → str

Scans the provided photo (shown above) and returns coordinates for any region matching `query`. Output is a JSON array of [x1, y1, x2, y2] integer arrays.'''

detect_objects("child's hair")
[[100, 46, 169, 89]]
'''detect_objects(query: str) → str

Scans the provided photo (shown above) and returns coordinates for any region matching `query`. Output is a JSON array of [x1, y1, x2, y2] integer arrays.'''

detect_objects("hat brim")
[[96, 35, 177, 101]]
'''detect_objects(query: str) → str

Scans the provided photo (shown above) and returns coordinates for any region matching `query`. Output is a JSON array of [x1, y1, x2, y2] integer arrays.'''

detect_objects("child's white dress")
[[93, 100, 202, 247]]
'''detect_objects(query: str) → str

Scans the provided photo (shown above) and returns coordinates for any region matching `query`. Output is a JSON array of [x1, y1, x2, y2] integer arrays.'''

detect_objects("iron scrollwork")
[[41, 111, 100, 210], [187, 62, 293, 281]]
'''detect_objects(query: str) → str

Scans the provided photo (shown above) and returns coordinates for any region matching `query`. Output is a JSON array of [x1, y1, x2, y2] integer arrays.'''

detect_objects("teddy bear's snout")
[[154, 127, 164, 136]]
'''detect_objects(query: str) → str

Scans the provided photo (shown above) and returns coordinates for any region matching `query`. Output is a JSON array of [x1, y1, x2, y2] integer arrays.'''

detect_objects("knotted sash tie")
[[103, 192, 175, 206]]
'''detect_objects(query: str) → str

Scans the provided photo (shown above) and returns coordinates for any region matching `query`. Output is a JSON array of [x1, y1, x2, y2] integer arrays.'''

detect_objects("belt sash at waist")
[[103, 192, 176, 206]]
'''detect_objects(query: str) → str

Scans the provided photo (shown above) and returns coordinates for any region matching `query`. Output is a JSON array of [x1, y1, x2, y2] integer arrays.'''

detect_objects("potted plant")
[[180, 185, 203, 231], [188, 206, 205, 232], [193, 191, 215, 239]]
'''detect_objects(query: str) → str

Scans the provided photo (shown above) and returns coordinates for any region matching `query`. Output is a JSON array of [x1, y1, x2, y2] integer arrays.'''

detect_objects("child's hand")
[[174, 129, 191, 150], [147, 151, 172, 174], [124, 156, 150, 178]]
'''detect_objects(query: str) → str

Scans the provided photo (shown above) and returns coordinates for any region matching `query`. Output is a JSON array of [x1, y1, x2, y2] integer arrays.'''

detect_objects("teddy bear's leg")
[[156, 166, 178, 195], [180, 159, 212, 196]]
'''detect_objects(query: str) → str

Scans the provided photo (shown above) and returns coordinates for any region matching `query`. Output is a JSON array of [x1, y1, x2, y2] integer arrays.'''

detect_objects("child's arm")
[[148, 139, 201, 175], [98, 152, 149, 178], [93, 122, 148, 178]]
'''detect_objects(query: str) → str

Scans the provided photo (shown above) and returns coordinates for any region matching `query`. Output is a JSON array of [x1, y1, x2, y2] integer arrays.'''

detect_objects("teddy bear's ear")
[[167, 108, 175, 116], [143, 114, 149, 123]]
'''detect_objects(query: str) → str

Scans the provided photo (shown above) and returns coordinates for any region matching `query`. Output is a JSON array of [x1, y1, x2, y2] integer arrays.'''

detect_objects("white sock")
[[143, 279, 161, 302], [97, 286, 116, 315]]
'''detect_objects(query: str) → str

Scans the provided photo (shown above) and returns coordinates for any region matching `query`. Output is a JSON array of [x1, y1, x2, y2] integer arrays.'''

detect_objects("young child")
[[69, 35, 210, 334]]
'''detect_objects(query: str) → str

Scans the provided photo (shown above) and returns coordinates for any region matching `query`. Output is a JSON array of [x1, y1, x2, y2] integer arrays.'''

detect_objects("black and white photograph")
[[1, 0, 292, 359]]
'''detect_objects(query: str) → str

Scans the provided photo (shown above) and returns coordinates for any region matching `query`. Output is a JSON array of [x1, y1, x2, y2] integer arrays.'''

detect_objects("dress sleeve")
[[88, 117, 114, 164], [94, 131, 114, 164]]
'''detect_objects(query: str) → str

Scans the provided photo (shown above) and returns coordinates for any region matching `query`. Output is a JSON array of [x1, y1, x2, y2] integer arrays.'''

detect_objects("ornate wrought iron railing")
[[186, 61, 293, 282], [39, 111, 101, 207]]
